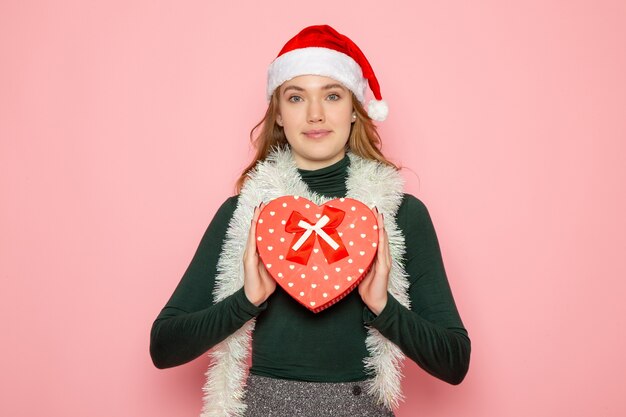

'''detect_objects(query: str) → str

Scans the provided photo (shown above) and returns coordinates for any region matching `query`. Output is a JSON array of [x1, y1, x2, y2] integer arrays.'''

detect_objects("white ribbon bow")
[[291, 215, 340, 251]]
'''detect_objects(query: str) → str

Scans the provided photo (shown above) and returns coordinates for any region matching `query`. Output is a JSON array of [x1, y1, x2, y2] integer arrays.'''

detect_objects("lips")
[[303, 129, 331, 139]]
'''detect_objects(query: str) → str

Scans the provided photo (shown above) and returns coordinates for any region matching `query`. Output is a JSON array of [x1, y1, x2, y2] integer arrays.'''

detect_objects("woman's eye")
[[288, 96, 303, 103], [327, 93, 340, 101]]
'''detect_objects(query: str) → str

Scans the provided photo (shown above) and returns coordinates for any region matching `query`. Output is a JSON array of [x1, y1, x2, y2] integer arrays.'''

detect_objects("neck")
[[297, 153, 350, 198], [292, 150, 346, 171]]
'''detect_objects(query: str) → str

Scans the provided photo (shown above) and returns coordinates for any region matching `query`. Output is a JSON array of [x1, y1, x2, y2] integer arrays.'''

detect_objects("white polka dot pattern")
[[255, 195, 378, 313]]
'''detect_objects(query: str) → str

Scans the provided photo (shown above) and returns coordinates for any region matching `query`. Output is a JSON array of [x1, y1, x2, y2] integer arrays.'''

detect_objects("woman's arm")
[[363, 194, 471, 385], [149, 196, 267, 369]]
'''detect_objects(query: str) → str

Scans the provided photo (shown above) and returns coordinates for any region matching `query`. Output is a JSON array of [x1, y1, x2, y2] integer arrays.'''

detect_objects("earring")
[[351, 113, 357, 120]]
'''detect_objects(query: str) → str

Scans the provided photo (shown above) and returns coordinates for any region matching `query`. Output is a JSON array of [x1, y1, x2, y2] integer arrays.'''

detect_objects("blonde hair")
[[235, 90, 397, 193]]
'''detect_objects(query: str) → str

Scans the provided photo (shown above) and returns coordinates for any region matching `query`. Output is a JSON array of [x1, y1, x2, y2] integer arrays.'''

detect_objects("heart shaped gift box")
[[256, 195, 378, 313]]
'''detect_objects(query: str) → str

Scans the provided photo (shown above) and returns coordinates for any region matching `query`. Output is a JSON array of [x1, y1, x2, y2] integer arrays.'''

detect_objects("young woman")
[[150, 25, 470, 417]]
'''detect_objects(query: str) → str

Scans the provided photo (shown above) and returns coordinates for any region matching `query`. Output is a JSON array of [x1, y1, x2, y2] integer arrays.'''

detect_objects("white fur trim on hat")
[[267, 47, 368, 102]]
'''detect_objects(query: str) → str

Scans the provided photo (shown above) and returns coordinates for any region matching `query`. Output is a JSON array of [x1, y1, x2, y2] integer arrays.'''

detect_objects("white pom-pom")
[[367, 99, 388, 121]]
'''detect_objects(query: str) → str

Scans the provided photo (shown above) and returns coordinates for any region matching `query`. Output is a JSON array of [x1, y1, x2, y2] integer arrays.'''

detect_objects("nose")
[[307, 100, 325, 123]]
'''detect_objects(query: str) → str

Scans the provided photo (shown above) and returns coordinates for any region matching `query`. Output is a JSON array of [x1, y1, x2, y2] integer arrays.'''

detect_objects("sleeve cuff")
[[232, 287, 268, 318], [363, 292, 400, 328]]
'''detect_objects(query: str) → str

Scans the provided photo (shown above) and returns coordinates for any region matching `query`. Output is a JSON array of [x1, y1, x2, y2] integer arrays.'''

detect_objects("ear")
[[276, 114, 283, 126]]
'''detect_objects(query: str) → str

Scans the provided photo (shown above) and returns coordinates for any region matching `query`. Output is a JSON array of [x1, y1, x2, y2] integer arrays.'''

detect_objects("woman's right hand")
[[243, 203, 276, 306]]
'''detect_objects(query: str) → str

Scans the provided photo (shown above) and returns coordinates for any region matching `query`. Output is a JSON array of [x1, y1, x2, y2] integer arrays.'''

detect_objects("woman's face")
[[276, 75, 354, 170]]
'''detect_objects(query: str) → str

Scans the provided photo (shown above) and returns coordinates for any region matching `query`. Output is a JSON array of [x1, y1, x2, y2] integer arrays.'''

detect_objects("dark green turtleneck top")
[[150, 155, 470, 384]]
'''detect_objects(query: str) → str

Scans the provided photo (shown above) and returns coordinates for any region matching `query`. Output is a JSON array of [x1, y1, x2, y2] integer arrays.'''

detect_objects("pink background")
[[2, 1, 625, 416]]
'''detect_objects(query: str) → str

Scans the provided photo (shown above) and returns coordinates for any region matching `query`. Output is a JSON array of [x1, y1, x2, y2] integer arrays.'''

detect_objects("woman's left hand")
[[358, 208, 390, 315]]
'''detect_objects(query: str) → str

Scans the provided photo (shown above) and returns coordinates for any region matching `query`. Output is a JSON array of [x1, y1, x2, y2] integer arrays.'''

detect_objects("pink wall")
[[2, 1, 625, 416]]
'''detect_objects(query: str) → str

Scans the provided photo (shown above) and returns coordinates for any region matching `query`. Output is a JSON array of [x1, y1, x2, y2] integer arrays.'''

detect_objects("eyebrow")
[[322, 83, 347, 91], [282, 85, 305, 94], [282, 83, 347, 94]]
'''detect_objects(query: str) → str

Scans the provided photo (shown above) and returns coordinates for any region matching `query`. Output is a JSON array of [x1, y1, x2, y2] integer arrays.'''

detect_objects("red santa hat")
[[267, 25, 389, 121]]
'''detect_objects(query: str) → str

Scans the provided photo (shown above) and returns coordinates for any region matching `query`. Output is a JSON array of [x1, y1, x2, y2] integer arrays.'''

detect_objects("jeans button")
[[352, 385, 362, 396]]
